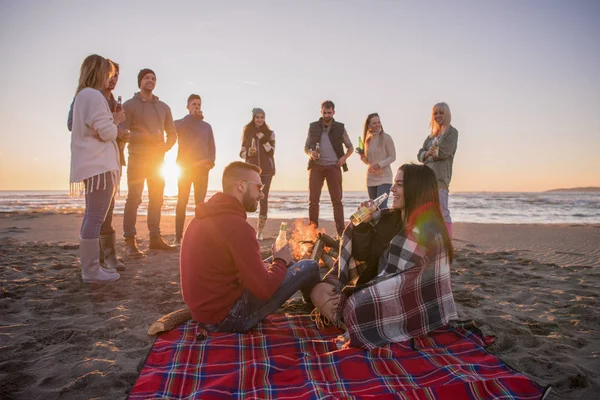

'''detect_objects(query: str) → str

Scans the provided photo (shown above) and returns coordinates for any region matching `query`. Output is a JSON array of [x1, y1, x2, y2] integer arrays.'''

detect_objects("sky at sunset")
[[0, 0, 598, 194]]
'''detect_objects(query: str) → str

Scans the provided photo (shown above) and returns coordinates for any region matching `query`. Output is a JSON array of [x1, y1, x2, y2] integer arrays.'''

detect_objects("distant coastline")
[[545, 187, 600, 193]]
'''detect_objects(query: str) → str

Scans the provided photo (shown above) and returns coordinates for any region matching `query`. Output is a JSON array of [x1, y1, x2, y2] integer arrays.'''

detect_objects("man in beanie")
[[173, 94, 216, 244], [122, 68, 178, 255]]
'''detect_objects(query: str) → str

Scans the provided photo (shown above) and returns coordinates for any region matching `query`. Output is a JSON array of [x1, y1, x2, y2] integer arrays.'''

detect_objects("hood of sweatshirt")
[[132, 92, 159, 103], [195, 192, 247, 220]]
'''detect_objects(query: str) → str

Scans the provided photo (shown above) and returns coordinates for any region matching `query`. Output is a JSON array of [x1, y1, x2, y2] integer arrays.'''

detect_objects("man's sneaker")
[[173, 236, 182, 246]]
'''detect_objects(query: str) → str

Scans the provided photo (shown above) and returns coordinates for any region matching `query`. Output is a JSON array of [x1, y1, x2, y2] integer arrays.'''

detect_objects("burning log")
[[318, 233, 339, 249], [321, 253, 336, 270], [327, 247, 339, 259], [310, 238, 324, 261]]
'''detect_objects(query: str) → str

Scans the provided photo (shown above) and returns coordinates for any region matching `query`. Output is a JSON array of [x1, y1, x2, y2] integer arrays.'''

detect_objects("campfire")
[[289, 220, 340, 269]]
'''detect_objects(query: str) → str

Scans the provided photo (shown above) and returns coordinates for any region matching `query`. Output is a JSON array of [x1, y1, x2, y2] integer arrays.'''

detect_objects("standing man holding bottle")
[[173, 94, 216, 245], [122, 68, 178, 256], [304, 100, 354, 236]]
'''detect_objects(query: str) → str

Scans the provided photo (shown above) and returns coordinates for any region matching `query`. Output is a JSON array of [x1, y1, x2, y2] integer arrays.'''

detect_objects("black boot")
[[124, 236, 144, 258], [99, 238, 105, 266], [149, 235, 178, 251], [100, 233, 126, 271]]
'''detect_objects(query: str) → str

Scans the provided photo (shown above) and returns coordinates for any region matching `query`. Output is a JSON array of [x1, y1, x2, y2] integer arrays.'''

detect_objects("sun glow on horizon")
[[161, 161, 180, 196]]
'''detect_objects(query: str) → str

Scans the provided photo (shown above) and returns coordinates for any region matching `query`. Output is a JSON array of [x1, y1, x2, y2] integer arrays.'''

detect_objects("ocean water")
[[1, 190, 599, 224]]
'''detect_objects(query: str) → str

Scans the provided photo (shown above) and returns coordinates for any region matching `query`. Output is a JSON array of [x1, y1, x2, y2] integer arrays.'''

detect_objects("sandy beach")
[[1, 212, 598, 399]]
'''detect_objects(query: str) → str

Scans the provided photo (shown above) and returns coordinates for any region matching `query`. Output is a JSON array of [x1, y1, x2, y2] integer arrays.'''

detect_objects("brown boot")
[[100, 233, 126, 271], [257, 215, 267, 241], [149, 235, 178, 251], [124, 236, 144, 259]]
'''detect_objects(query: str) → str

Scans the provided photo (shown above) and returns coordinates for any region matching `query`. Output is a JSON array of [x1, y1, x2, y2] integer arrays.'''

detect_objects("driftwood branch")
[[321, 253, 336, 270], [310, 238, 324, 261], [147, 308, 192, 336], [327, 247, 339, 259], [318, 233, 339, 249]]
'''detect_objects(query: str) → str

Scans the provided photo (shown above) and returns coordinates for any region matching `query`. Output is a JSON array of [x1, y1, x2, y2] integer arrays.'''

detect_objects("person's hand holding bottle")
[[117, 127, 130, 142], [248, 138, 257, 157], [273, 243, 293, 267]]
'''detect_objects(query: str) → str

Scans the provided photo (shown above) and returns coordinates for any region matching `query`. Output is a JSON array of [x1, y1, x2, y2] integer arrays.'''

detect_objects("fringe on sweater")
[[70, 170, 121, 197]]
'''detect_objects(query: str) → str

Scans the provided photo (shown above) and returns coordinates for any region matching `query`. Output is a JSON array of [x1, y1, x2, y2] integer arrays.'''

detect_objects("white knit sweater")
[[364, 132, 396, 186], [69, 88, 120, 195]]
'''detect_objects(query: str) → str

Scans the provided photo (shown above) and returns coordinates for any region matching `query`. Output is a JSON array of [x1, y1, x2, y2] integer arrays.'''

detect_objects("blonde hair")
[[429, 102, 452, 136], [75, 54, 115, 95]]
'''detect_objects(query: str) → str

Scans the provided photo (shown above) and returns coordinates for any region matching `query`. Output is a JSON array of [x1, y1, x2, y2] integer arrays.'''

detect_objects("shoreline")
[[3, 212, 599, 268], [1, 212, 599, 399]]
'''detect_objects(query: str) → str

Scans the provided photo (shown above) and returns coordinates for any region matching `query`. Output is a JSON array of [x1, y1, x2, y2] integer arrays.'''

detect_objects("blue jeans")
[[367, 183, 392, 208], [123, 154, 165, 237], [80, 172, 116, 239], [205, 259, 320, 333], [438, 188, 452, 223]]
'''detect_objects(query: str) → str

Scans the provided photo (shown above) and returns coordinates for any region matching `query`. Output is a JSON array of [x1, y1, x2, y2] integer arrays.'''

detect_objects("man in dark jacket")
[[122, 68, 178, 255], [173, 94, 215, 244], [180, 161, 320, 332], [304, 100, 354, 236]]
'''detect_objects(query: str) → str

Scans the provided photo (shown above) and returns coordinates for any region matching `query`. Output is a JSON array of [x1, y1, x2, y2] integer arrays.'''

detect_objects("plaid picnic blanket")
[[129, 314, 549, 399]]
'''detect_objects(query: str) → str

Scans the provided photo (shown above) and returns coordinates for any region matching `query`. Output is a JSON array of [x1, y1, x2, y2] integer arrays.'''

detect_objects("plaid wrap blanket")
[[129, 314, 548, 399], [325, 213, 458, 349]]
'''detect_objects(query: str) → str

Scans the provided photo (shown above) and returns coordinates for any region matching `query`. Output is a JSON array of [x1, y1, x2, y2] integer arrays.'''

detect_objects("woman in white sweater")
[[358, 113, 396, 208], [70, 54, 126, 282]]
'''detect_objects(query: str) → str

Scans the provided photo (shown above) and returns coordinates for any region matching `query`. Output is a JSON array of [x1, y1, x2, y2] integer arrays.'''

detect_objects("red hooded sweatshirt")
[[180, 192, 287, 324]]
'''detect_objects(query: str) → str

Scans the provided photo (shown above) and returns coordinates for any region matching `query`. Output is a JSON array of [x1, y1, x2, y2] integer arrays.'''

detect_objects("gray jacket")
[[417, 125, 458, 190], [123, 92, 177, 156]]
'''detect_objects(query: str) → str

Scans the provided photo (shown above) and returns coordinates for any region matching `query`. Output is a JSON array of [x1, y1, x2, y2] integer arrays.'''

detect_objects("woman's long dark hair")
[[400, 163, 453, 261], [243, 114, 271, 141]]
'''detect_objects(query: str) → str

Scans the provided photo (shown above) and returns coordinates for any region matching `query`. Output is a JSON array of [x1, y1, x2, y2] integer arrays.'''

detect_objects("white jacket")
[[69, 88, 120, 195]]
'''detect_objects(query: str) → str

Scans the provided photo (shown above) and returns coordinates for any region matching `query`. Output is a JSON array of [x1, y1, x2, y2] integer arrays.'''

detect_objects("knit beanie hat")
[[137, 68, 156, 88], [252, 108, 265, 117]]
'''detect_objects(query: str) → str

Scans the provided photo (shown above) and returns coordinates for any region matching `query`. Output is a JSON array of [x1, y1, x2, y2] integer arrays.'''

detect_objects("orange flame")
[[290, 219, 326, 260]]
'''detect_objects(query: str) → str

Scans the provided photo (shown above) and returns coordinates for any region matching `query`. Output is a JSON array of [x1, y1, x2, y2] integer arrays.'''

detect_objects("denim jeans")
[[99, 195, 116, 235], [438, 188, 452, 224], [123, 154, 165, 237], [80, 172, 116, 239], [176, 166, 209, 238], [367, 183, 392, 208], [258, 174, 273, 217], [204, 259, 320, 333]]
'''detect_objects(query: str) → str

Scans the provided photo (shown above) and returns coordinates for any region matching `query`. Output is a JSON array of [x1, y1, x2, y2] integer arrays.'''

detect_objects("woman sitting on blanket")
[[310, 163, 458, 349]]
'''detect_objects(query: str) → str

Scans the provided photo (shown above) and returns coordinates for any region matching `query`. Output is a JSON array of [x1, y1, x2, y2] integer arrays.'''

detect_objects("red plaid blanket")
[[130, 315, 548, 399]]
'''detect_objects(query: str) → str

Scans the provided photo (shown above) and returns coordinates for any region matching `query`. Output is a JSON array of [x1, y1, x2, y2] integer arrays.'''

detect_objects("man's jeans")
[[205, 259, 320, 333], [81, 172, 116, 239], [308, 164, 345, 235], [176, 166, 209, 238], [123, 154, 165, 238]]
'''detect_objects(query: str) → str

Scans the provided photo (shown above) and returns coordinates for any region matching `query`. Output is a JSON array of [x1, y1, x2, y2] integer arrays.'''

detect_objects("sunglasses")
[[243, 180, 265, 191]]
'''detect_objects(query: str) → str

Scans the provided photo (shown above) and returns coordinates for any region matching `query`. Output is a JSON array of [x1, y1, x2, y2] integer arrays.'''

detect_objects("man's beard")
[[242, 191, 258, 213]]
